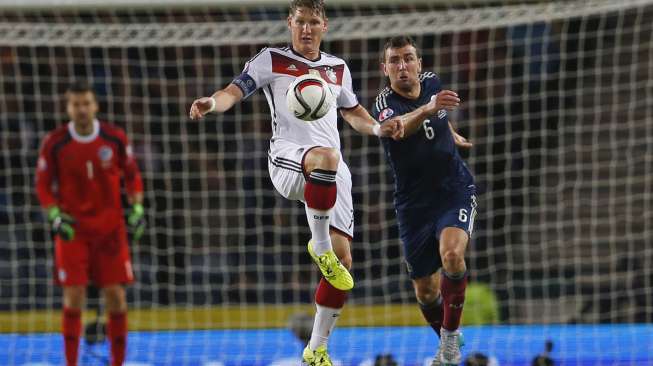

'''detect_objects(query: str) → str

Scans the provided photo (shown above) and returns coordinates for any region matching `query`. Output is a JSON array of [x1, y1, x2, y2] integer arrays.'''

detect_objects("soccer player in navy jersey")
[[371, 36, 476, 366], [36, 82, 145, 366]]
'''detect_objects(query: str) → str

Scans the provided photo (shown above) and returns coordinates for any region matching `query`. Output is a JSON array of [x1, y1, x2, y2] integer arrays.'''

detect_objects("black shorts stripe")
[[273, 156, 302, 168], [268, 157, 302, 173]]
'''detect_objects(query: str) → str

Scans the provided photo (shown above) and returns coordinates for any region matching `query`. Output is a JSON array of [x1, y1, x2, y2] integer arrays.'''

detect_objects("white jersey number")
[[423, 119, 435, 140], [458, 209, 468, 222]]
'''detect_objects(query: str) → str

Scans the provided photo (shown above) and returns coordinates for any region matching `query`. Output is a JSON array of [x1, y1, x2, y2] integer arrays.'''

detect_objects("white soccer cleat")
[[439, 328, 463, 366]]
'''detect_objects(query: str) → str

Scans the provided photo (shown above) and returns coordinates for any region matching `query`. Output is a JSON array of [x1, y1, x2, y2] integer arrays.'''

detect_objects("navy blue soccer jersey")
[[372, 72, 474, 210]]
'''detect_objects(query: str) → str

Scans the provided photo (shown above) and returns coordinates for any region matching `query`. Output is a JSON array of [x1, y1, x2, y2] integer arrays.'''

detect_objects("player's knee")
[[308, 147, 340, 172], [413, 280, 439, 304], [63, 286, 86, 309], [103, 286, 127, 313], [441, 248, 465, 271]]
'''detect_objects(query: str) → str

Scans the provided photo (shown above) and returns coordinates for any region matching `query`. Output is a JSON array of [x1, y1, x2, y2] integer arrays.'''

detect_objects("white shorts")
[[268, 142, 354, 239]]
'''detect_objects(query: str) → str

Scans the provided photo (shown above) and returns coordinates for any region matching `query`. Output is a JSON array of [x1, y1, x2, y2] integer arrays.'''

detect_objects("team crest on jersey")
[[379, 108, 394, 122], [438, 109, 447, 119], [98, 145, 113, 168], [325, 67, 337, 83]]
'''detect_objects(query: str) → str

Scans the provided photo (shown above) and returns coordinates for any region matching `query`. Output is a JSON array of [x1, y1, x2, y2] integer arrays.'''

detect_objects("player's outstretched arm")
[[340, 104, 404, 139], [398, 90, 460, 138], [189, 84, 244, 120]]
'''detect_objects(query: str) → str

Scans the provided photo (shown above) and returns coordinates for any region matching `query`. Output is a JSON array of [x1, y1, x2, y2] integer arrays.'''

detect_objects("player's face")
[[287, 7, 327, 58], [66, 91, 98, 125], [382, 45, 422, 92]]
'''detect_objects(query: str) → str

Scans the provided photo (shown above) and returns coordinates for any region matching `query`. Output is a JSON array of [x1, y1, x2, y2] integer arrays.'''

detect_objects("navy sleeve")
[[373, 90, 397, 123], [231, 72, 258, 99]]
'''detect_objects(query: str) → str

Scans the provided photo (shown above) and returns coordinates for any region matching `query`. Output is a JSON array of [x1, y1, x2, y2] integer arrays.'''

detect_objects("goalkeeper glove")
[[47, 206, 76, 241], [126, 203, 145, 242]]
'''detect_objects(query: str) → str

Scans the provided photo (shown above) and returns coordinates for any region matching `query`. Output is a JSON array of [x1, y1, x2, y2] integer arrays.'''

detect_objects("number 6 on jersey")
[[423, 119, 435, 139]]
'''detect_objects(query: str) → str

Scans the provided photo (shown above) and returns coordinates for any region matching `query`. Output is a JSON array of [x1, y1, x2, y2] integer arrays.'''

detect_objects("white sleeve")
[[231, 48, 274, 99], [336, 64, 359, 109]]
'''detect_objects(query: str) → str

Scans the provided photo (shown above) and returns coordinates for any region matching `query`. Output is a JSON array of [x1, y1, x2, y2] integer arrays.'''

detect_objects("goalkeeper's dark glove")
[[47, 206, 76, 241], [126, 203, 145, 242]]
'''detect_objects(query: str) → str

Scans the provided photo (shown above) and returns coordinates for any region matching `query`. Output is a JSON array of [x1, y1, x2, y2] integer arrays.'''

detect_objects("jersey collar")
[[68, 119, 99, 143], [390, 83, 422, 101], [289, 45, 321, 62]]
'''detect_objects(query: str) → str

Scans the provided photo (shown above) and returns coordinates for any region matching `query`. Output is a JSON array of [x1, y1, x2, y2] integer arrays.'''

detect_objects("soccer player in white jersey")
[[189, 1, 403, 364]]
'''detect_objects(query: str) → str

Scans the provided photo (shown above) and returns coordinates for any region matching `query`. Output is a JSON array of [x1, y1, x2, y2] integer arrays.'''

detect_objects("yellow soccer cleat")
[[307, 240, 354, 291], [302, 345, 333, 366]]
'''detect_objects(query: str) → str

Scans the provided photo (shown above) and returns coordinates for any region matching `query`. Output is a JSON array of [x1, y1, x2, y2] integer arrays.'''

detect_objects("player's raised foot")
[[307, 240, 354, 291], [439, 328, 465, 366], [302, 345, 333, 366]]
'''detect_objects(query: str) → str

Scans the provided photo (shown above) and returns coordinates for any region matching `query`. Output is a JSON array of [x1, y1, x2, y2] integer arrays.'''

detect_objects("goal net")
[[0, 0, 652, 364]]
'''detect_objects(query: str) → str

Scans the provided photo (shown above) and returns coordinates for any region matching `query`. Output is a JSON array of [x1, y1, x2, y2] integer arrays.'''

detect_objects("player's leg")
[[396, 207, 445, 340], [62, 286, 86, 366], [93, 227, 134, 366], [304, 230, 350, 365], [303, 162, 354, 365], [437, 192, 476, 365], [303, 147, 339, 255], [102, 285, 128, 366], [438, 227, 468, 365], [303, 147, 353, 290], [413, 269, 443, 338], [439, 226, 469, 332], [56, 236, 89, 366]]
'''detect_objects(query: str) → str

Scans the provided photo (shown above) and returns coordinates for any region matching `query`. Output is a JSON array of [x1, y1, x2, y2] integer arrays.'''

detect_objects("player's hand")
[[47, 206, 75, 241], [126, 203, 146, 242], [189, 97, 215, 120], [425, 90, 460, 114], [378, 118, 404, 140]]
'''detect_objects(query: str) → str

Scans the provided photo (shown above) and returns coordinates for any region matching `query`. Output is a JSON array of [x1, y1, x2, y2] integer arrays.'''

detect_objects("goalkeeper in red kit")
[[35, 82, 145, 366]]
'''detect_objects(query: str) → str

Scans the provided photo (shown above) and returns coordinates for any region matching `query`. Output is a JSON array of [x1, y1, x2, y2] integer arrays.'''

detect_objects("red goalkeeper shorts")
[[54, 225, 134, 287]]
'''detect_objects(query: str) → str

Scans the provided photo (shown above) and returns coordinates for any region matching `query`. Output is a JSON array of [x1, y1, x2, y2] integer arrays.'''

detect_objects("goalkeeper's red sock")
[[108, 311, 127, 366], [309, 278, 348, 350], [62, 307, 81, 366], [441, 271, 468, 331], [419, 295, 443, 337], [304, 169, 337, 256]]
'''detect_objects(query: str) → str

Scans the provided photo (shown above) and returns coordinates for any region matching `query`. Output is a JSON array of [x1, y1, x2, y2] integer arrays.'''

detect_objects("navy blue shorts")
[[397, 188, 477, 279]]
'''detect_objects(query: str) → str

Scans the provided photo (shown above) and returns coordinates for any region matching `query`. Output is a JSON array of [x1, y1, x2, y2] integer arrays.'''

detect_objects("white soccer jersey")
[[231, 46, 359, 153]]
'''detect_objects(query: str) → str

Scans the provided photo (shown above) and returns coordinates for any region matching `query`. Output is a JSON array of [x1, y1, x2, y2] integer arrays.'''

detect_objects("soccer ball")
[[286, 74, 334, 121]]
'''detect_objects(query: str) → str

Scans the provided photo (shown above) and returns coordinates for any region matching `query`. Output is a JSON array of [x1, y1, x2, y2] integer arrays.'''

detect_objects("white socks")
[[306, 206, 333, 256], [309, 304, 342, 350]]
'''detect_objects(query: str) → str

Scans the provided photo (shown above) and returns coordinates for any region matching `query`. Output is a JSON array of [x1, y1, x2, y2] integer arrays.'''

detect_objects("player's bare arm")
[[396, 90, 460, 138], [340, 104, 404, 139], [189, 83, 244, 119], [448, 121, 473, 149]]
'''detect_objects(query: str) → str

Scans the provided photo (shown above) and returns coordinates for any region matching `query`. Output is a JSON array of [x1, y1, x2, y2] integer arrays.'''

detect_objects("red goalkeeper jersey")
[[36, 120, 143, 236]]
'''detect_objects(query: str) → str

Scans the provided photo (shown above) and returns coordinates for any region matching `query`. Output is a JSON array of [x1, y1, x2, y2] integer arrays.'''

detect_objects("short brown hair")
[[380, 36, 421, 64], [289, 0, 326, 18], [66, 81, 96, 96]]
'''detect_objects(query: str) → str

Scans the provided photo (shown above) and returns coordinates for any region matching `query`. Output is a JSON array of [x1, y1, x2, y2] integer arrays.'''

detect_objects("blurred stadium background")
[[1, 0, 652, 364]]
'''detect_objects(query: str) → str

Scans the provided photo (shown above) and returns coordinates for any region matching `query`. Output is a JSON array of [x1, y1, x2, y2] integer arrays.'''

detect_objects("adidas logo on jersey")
[[287, 64, 298, 71]]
